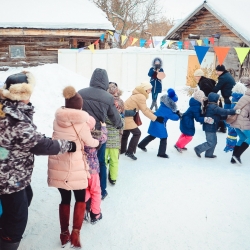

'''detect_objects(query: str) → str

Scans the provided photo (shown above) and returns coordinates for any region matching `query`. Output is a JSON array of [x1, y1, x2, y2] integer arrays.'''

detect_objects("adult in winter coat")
[[194, 92, 239, 158], [48, 86, 99, 248], [78, 68, 122, 199], [174, 90, 214, 153], [0, 72, 76, 250], [121, 82, 164, 160], [229, 78, 250, 164], [138, 88, 179, 158], [148, 57, 164, 110]]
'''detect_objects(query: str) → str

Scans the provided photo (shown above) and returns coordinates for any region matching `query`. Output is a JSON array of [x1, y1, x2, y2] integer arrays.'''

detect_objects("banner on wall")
[[234, 47, 250, 65], [213, 47, 230, 65], [194, 46, 210, 65]]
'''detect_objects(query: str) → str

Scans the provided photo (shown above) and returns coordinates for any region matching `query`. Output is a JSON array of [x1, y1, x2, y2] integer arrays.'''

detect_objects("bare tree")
[[92, 0, 163, 48]]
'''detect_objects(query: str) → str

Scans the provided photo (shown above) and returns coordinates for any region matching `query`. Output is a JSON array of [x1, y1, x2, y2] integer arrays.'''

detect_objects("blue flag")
[[194, 46, 210, 65], [140, 39, 146, 47]]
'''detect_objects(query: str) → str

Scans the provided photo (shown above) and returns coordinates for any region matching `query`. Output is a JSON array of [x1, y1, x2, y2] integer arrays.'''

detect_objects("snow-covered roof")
[[164, 0, 250, 46], [0, 0, 114, 31]]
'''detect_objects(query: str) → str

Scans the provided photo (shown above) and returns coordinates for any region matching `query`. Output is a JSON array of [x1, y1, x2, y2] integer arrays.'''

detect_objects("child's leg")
[[204, 132, 217, 157], [195, 132, 214, 155], [89, 174, 101, 215], [85, 178, 91, 203], [158, 138, 167, 155], [138, 135, 156, 149], [176, 134, 193, 148], [109, 148, 120, 181]]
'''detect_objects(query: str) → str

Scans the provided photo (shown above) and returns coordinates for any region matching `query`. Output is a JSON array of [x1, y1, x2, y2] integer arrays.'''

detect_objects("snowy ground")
[[1, 65, 250, 250]]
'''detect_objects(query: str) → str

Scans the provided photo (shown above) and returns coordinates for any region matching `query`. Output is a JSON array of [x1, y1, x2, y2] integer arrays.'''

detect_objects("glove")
[[96, 142, 102, 150], [235, 109, 241, 114], [204, 117, 214, 124], [176, 110, 182, 118], [155, 116, 164, 123], [67, 141, 76, 152]]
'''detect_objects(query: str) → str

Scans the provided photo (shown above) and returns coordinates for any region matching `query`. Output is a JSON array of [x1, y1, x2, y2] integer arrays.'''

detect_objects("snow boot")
[[0, 239, 20, 250], [137, 144, 147, 152], [70, 202, 86, 249], [108, 172, 116, 185], [125, 152, 137, 160], [157, 154, 169, 158], [90, 211, 102, 225], [59, 204, 70, 248], [174, 144, 182, 153], [194, 147, 201, 158], [233, 142, 249, 164], [231, 145, 240, 164]]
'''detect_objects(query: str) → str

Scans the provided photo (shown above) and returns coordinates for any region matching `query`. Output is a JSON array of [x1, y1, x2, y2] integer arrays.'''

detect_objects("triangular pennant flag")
[[78, 47, 85, 53], [194, 45, 210, 65], [177, 41, 183, 50], [93, 39, 99, 45], [108, 30, 114, 36], [234, 47, 250, 65], [213, 47, 230, 65], [121, 35, 127, 45], [88, 44, 95, 53], [129, 36, 134, 44], [209, 37, 215, 45], [154, 41, 161, 47], [190, 40, 196, 48], [197, 40, 203, 46], [114, 32, 120, 42], [140, 39, 147, 47], [184, 41, 189, 49], [146, 39, 152, 46], [203, 38, 209, 46], [168, 41, 176, 48], [100, 34, 105, 42], [131, 38, 138, 46], [161, 40, 167, 46]]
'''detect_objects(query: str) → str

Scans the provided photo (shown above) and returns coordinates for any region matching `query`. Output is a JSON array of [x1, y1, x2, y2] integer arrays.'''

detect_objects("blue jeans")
[[195, 132, 217, 157], [235, 129, 250, 145], [98, 143, 107, 196]]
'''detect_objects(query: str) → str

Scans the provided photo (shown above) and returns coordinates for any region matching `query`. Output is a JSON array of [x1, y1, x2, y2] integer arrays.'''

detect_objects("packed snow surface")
[[0, 64, 250, 250]]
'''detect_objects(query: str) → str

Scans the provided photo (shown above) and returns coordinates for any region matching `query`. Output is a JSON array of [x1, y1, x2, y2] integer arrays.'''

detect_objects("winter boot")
[[233, 142, 249, 164], [157, 154, 169, 158], [150, 101, 156, 110], [231, 145, 240, 164], [70, 202, 86, 249], [59, 204, 70, 248], [0, 238, 20, 250], [217, 121, 227, 133], [174, 144, 182, 153], [137, 144, 147, 152], [125, 152, 137, 160], [90, 211, 102, 225], [108, 171, 116, 185]]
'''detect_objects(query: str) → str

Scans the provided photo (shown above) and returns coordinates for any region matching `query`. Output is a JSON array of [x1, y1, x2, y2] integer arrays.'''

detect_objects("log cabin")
[[163, 0, 250, 80], [0, 0, 114, 68]]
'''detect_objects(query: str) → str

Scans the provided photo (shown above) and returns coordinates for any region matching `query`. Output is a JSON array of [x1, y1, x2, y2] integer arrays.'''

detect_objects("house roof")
[[163, 0, 250, 46], [0, 0, 114, 31]]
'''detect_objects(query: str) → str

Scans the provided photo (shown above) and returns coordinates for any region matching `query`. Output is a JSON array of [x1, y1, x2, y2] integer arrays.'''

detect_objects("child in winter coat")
[[85, 116, 107, 223], [194, 92, 240, 158], [138, 88, 180, 158], [174, 90, 214, 153], [105, 82, 124, 185]]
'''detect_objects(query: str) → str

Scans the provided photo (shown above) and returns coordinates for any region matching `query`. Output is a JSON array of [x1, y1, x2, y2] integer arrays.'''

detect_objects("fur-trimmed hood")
[[133, 86, 149, 99], [152, 57, 163, 67], [55, 107, 89, 128], [160, 94, 177, 112]]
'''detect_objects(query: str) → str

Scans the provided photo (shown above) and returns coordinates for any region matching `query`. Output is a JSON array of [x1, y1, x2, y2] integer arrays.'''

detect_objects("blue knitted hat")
[[167, 88, 178, 102]]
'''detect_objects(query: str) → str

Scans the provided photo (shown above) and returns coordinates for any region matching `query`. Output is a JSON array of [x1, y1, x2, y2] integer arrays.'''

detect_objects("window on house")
[[9, 45, 26, 58]]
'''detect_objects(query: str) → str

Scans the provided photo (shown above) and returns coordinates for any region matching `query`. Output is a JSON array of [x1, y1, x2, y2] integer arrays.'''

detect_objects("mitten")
[[235, 109, 241, 114], [204, 117, 214, 124], [155, 116, 164, 123], [176, 110, 182, 118], [67, 141, 76, 152]]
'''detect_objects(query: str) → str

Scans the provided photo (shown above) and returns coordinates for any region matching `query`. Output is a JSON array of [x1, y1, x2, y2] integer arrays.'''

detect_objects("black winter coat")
[[78, 68, 122, 130], [198, 76, 216, 97]]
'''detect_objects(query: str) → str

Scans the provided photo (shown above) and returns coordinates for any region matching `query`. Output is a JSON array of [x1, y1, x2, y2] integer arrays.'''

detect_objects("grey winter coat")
[[78, 68, 123, 130]]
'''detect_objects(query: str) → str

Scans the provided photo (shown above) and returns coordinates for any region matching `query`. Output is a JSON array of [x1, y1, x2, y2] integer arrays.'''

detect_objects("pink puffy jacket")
[[48, 107, 99, 190]]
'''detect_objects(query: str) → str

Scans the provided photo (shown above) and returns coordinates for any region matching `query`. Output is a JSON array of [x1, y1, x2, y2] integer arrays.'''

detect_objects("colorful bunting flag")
[[184, 41, 190, 49], [121, 35, 127, 45], [108, 30, 114, 36], [168, 41, 176, 48], [234, 47, 250, 65], [131, 38, 138, 46], [161, 40, 167, 46], [154, 41, 161, 47], [146, 40, 152, 46], [78, 47, 85, 53], [190, 40, 196, 48], [114, 32, 120, 42], [209, 37, 215, 45], [194, 46, 210, 65], [213, 47, 230, 65], [203, 38, 209, 46], [177, 41, 183, 50], [140, 39, 147, 47], [88, 44, 95, 53], [100, 34, 105, 42], [93, 39, 99, 45], [197, 40, 203, 46]]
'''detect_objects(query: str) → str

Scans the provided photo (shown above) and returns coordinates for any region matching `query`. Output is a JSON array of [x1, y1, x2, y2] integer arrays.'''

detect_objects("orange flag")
[[184, 41, 189, 49], [93, 39, 100, 45], [146, 40, 152, 46], [213, 47, 230, 65]]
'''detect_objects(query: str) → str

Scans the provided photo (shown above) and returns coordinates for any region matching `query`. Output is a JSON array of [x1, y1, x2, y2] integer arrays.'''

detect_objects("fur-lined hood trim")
[[0, 71, 35, 101], [152, 57, 163, 67], [160, 94, 177, 112], [55, 107, 89, 128], [232, 81, 247, 94], [133, 86, 149, 99]]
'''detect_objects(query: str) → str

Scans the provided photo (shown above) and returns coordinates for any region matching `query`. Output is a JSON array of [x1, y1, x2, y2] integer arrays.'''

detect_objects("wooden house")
[[163, 0, 250, 79], [0, 0, 114, 68]]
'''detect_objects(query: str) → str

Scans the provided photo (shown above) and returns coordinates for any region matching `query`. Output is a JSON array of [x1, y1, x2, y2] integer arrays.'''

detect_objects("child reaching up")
[[174, 90, 214, 153]]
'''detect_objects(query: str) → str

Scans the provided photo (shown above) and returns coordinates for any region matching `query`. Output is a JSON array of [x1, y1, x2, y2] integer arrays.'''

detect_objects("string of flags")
[[77, 30, 250, 66]]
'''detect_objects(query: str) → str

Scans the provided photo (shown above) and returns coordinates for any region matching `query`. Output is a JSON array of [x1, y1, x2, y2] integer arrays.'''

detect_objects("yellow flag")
[[108, 30, 114, 36], [168, 41, 177, 47], [197, 40, 203, 46], [121, 35, 127, 45], [88, 44, 95, 53], [234, 47, 250, 65], [131, 38, 138, 46]]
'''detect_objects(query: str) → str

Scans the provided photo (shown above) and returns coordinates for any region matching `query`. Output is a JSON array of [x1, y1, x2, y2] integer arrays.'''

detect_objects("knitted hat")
[[140, 82, 152, 91], [167, 88, 178, 102], [193, 90, 206, 104], [232, 81, 247, 93], [63, 86, 83, 110], [194, 69, 204, 77], [87, 115, 96, 130], [216, 64, 226, 71], [0, 71, 35, 101], [239, 76, 250, 88]]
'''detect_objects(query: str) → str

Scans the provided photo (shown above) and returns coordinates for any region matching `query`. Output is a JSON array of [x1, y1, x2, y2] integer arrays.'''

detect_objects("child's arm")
[[214, 106, 236, 116], [148, 67, 155, 77]]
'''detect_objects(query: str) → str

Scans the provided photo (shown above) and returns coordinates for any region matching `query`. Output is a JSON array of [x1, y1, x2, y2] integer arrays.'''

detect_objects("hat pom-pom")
[[167, 88, 176, 98], [63, 86, 76, 99]]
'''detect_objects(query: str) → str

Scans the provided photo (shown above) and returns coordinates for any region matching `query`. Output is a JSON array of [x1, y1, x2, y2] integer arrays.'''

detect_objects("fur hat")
[[87, 115, 96, 130], [232, 81, 247, 93], [108, 82, 119, 96], [167, 88, 178, 102], [216, 64, 226, 71], [239, 76, 250, 88], [194, 69, 204, 77], [193, 90, 206, 104], [0, 71, 35, 101], [140, 82, 152, 91], [63, 86, 83, 110]]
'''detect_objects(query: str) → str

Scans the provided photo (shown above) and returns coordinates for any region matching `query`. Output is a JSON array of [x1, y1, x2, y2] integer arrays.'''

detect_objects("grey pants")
[[195, 132, 217, 157]]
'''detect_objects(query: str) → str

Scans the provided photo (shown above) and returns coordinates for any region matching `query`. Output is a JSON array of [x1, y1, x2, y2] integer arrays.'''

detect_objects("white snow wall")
[[58, 49, 215, 91]]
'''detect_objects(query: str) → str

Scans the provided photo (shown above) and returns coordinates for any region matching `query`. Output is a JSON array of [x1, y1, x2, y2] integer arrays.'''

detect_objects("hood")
[[189, 97, 201, 107], [89, 68, 109, 91], [55, 107, 89, 128], [232, 93, 243, 103], [208, 92, 220, 103], [132, 86, 149, 99], [152, 57, 163, 67], [160, 94, 177, 112]]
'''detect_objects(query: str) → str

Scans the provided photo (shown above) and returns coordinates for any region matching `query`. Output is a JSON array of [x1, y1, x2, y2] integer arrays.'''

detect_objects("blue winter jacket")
[[180, 98, 204, 136], [148, 95, 179, 138], [203, 93, 236, 132], [148, 67, 164, 94]]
